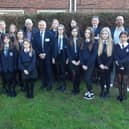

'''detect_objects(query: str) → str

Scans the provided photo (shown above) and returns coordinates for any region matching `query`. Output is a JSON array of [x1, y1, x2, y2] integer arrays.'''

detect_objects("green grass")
[[0, 81, 129, 129]]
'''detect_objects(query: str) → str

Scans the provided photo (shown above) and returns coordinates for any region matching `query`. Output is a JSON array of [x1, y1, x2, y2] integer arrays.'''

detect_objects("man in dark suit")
[[32, 20, 53, 91], [23, 18, 38, 43]]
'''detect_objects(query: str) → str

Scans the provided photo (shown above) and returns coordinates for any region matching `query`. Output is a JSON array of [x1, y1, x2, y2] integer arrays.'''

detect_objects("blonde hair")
[[98, 27, 113, 57]]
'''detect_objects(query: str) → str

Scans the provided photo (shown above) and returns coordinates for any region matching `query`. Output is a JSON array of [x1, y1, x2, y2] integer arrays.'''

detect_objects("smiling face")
[[71, 28, 78, 38], [23, 40, 30, 49], [38, 20, 47, 31], [84, 29, 91, 39], [120, 33, 128, 43], [101, 30, 109, 40]]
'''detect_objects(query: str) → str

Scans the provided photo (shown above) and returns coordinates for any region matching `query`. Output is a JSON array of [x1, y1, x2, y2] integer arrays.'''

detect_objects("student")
[[52, 24, 69, 92], [15, 30, 25, 91], [33, 20, 53, 91], [0, 34, 17, 97], [49, 19, 59, 38], [69, 27, 82, 95], [111, 16, 129, 87], [114, 31, 129, 102], [18, 39, 36, 98], [80, 27, 98, 99], [97, 27, 113, 98]]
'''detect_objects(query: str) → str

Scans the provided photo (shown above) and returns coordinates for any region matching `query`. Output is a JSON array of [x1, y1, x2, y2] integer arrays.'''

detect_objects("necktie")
[[4, 47, 8, 56], [74, 38, 77, 53], [103, 41, 107, 52], [122, 44, 124, 49], [58, 37, 61, 54], [41, 32, 45, 52]]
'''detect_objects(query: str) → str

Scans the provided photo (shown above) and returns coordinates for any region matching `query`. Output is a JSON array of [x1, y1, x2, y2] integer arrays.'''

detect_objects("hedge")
[[1, 13, 129, 31]]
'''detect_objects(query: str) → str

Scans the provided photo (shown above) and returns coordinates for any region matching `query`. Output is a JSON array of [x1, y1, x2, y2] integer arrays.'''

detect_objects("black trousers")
[[24, 79, 34, 98], [84, 64, 95, 92], [1, 72, 16, 96], [39, 59, 52, 90], [99, 69, 111, 93], [71, 64, 81, 93]]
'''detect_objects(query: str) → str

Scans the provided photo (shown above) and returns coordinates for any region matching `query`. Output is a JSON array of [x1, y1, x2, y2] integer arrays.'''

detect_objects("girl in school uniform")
[[69, 27, 82, 95], [15, 30, 25, 91], [80, 27, 98, 100], [114, 31, 129, 102], [18, 39, 36, 98], [97, 27, 113, 98], [0, 34, 17, 97], [52, 24, 69, 92]]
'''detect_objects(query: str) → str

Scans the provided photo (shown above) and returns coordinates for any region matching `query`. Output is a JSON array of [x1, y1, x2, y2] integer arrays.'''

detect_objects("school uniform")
[[0, 46, 17, 97], [32, 30, 53, 91], [52, 35, 69, 92], [92, 25, 101, 41], [69, 38, 82, 94], [18, 49, 36, 98], [114, 42, 129, 101], [80, 40, 98, 99], [97, 41, 113, 97]]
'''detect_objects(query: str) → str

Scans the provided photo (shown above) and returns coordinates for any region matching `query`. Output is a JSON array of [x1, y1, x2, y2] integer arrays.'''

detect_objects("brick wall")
[[0, 0, 129, 14]]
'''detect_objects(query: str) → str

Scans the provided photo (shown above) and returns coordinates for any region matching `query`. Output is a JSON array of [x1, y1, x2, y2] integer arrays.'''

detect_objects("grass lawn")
[[0, 80, 129, 129]]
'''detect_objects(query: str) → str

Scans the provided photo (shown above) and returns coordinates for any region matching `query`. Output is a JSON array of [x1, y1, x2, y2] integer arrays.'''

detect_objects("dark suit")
[[52, 36, 69, 91], [33, 30, 53, 90], [23, 27, 38, 43]]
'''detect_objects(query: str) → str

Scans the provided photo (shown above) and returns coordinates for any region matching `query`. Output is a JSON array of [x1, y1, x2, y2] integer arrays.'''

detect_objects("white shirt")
[[119, 42, 128, 49], [113, 26, 125, 44]]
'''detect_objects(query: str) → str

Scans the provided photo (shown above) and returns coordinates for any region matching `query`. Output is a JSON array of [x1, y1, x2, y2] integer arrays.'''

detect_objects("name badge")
[[9, 52, 13, 56], [45, 38, 50, 42]]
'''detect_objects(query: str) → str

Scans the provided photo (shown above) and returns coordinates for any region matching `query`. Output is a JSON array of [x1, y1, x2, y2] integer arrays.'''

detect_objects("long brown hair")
[[81, 27, 94, 50], [69, 27, 82, 47]]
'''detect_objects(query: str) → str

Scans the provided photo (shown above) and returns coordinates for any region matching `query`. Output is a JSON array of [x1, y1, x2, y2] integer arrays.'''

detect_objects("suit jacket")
[[0, 48, 17, 72], [52, 36, 69, 63], [32, 30, 53, 61]]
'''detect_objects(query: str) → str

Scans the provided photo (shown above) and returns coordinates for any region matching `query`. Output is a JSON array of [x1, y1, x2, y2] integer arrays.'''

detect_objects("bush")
[[1, 12, 129, 31]]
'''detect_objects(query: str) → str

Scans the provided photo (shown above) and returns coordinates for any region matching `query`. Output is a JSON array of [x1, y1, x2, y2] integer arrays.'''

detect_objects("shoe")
[[110, 83, 113, 87], [84, 91, 90, 96], [83, 92, 94, 100], [127, 87, 129, 92]]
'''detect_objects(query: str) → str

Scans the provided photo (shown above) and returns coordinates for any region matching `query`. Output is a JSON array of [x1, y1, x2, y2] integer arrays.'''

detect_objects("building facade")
[[0, 0, 129, 14]]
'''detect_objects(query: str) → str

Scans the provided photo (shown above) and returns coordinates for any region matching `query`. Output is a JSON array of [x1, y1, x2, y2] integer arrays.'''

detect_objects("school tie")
[[122, 44, 124, 49], [4, 47, 8, 56], [103, 41, 107, 52], [40, 31, 45, 52], [74, 38, 77, 53], [58, 37, 62, 54]]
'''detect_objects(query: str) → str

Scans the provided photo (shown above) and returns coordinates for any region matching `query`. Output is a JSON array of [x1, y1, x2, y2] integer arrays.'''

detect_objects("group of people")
[[0, 15, 129, 102]]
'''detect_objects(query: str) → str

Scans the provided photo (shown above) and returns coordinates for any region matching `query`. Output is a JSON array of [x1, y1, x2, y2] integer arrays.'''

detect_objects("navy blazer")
[[68, 38, 81, 62], [32, 30, 53, 61], [97, 45, 114, 68], [80, 41, 98, 67], [52, 36, 69, 61], [114, 44, 129, 68], [23, 27, 38, 42], [0, 48, 17, 72], [18, 50, 36, 73]]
